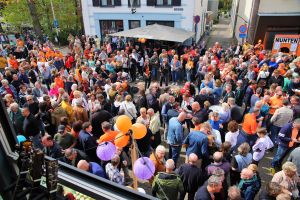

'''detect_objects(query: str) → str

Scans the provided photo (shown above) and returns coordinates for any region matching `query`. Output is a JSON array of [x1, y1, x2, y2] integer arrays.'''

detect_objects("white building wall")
[[234, 0, 253, 43], [81, 0, 207, 42], [207, 0, 219, 19], [259, 0, 300, 13]]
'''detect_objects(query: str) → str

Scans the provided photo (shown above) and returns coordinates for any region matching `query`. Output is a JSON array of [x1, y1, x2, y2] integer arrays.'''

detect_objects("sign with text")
[[272, 34, 300, 56], [239, 33, 247, 38]]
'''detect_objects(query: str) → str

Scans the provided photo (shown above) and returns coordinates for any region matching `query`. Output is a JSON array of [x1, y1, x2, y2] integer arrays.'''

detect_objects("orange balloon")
[[114, 132, 130, 148], [116, 115, 132, 133], [131, 123, 147, 139]]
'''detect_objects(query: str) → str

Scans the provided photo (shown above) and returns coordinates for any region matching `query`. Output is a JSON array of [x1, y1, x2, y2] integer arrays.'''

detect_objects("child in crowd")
[[252, 128, 274, 165]]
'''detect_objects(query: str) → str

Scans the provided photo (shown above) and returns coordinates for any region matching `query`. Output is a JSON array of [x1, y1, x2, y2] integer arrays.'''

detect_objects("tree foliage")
[[1, 0, 82, 44]]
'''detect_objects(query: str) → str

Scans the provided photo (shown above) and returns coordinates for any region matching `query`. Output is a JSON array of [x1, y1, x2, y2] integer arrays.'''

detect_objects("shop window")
[[100, 20, 124, 39], [146, 20, 174, 27], [129, 20, 141, 29]]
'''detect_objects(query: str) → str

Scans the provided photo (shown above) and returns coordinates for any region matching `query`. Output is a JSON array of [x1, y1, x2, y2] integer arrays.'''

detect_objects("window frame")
[[155, 0, 173, 7], [128, 0, 141, 7], [129, 20, 141, 29]]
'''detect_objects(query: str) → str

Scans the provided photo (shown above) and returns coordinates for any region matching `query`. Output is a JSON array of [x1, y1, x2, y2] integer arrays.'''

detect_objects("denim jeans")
[[171, 71, 177, 83], [151, 67, 158, 80], [168, 145, 182, 167], [186, 70, 192, 82], [270, 124, 281, 144], [271, 145, 288, 169]]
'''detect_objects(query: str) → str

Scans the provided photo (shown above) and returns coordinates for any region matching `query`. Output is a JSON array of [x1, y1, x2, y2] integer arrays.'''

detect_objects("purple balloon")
[[133, 157, 155, 180], [96, 142, 116, 161]]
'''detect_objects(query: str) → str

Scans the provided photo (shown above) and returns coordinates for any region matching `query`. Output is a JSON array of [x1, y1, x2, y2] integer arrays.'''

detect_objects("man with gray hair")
[[195, 175, 223, 200], [9, 102, 24, 135], [228, 186, 242, 200], [152, 159, 184, 200], [32, 81, 48, 98]]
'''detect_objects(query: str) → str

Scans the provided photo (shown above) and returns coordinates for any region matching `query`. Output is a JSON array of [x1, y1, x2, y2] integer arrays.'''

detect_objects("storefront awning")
[[109, 24, 195, 43]]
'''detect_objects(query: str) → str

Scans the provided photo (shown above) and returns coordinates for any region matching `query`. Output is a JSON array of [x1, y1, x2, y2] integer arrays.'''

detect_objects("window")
[[99, 20, 124, 39], [147, 0, 181, 6], [156, 0, 172, 6], [98, 0, 121, 7], [146, 20, 174, 27], [129, 20, 141, 29], [100, 0, 114, 6], [128, 0, 141, 7]]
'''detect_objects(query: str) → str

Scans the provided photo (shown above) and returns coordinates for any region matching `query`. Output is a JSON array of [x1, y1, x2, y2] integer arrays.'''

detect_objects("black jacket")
[[91, 109, 112, 138], [23, 114, 40, 137], [176, 164, 205, 193], [194, 185, 212, 200]]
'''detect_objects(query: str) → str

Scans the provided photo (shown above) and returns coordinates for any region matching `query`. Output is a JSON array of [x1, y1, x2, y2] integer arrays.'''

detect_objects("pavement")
[[206, 16, 234, 48]]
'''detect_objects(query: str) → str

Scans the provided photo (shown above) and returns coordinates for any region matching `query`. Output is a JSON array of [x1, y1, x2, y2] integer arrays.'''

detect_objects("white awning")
[[109, 24, 195, 43]]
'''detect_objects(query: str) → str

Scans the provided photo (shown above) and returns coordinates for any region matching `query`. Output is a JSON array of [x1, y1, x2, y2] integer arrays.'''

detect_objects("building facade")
[[231, 0, 300, 49], [207, 0, 219, 19], [81, 0, 208, 43]]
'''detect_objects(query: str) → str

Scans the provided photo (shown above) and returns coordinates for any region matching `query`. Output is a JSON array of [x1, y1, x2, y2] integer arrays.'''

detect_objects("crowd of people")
[[0, 33, 300, 200]]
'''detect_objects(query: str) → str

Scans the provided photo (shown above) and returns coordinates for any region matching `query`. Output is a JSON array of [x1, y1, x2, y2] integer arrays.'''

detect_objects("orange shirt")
[[98, 131, 119, 144], [269, 96, 283, 115], [45, 51, 55, 59], [54, 77, 64, 88], [9, 58, 19, 70], [242, 113, 258, 135]]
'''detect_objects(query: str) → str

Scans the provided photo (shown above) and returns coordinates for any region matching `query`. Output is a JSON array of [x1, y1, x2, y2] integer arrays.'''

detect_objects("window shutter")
[[172, 0, 181, 6], [92, 0, 100, 6], [115, 0, 121, 6], [147, 0, 155, 6]]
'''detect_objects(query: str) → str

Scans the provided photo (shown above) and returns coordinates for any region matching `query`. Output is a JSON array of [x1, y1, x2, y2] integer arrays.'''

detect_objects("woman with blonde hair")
[[119, 94, 137, 123], [272, 162, 299, 199], [136, 107, 150, 126], [71, 90, 88, 110]]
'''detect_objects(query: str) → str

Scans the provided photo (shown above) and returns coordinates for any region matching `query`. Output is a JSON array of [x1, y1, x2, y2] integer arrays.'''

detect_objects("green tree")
[[1, 0, 82, 44], [1, 0, 32, 32]]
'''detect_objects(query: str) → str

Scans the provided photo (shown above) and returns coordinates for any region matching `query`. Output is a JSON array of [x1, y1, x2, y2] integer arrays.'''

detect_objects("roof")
[[109, 24, 195, 43]]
